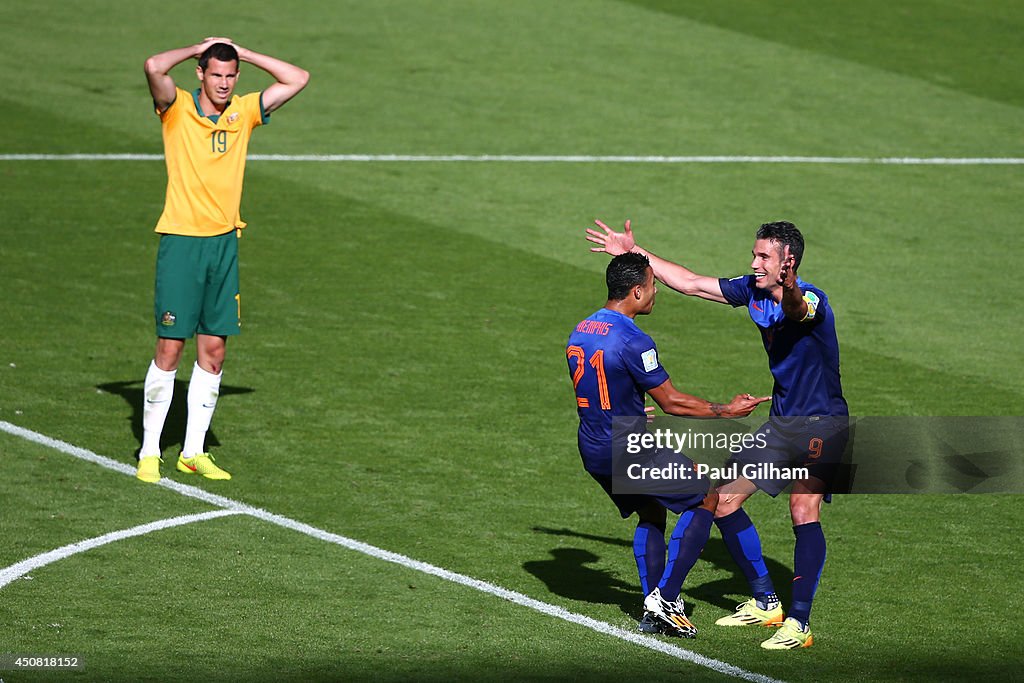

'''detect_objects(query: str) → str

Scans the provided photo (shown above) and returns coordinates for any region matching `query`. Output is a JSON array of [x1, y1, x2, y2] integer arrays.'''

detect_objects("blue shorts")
[[584, 422, 711, 517], [590, 439, 710, 518], [588, 471, 707, 518], [725, 416, 850, 497]]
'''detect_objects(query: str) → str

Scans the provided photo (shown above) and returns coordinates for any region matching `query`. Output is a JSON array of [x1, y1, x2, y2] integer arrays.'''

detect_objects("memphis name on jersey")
[[567, 308, 669, 476], [718, 274, 848, 418]]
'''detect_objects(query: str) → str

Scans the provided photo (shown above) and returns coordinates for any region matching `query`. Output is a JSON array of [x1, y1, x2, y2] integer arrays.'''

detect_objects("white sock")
[[182, 362, 222, 458], [141, 360, 176, 457]]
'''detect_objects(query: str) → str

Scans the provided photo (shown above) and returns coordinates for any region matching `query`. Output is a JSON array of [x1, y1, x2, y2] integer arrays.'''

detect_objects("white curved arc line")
[[0, 509, 243, 589]]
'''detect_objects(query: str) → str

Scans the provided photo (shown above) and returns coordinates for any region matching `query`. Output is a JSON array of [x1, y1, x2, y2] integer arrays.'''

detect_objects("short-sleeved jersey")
[[719, 275, 848, 418], [567, 308, 670, 475], [154, 87, 268, 237]]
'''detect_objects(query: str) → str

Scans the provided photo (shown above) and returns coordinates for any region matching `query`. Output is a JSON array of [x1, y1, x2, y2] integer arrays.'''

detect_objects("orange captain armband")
[[800, 291, 820, 322]]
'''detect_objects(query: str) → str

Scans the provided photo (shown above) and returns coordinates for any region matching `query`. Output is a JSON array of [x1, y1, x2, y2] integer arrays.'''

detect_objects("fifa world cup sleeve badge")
[[801, 292, 819, 321]]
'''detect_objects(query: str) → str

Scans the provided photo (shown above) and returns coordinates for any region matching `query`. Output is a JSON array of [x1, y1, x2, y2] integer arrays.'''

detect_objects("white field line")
[[0, 153, 1022, 165], [0, 420, 784, 683], [0, 509, 242, 589]]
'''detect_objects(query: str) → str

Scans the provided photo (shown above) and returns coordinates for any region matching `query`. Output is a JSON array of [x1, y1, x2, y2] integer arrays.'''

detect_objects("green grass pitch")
[[1, 1, 1022, 681]]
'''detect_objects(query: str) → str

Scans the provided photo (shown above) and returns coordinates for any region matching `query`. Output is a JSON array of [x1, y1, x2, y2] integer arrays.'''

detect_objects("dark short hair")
[[606, 252, 651, 300], [756, 221, 804, 270], [199, 43, 239, 71]]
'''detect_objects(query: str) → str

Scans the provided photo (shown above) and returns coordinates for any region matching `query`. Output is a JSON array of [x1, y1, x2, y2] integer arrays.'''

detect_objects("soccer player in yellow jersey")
[[136, 37, 308, 483]]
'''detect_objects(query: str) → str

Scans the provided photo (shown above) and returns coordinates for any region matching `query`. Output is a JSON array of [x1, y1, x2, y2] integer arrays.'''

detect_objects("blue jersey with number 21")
[[567, 308, 670, 476]]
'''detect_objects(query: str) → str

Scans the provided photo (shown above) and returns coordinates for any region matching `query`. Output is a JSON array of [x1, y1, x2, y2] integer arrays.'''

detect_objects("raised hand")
[[777, 244, 797, 290], [585, 219, 636, 256]]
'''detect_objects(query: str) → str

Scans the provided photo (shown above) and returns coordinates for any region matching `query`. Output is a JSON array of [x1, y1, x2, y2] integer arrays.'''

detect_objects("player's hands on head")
[[586, 219, 636, 256], [777, 245, 797, 289], [727, 393, 771, 417], [196, 36, 234, 56]]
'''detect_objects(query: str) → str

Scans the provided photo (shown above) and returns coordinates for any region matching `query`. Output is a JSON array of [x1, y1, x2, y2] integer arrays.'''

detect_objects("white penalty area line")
[[1, 153, 1022, 165], [0, 420, 784, 683]]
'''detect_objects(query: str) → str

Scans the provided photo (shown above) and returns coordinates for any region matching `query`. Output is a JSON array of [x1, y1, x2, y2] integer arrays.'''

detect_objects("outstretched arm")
[[143, 37, 226, 112], [233, 43, 309, 114], [647, 379, 770, 418], [586, 219, 729, 303]]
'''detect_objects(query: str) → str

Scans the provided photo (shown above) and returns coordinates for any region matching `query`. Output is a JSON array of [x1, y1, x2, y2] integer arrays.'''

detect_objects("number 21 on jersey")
[[567, 345, 611, 410]]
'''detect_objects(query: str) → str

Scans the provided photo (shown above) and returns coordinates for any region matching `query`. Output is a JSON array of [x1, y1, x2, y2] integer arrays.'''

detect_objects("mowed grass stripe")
[[2, 153, 1024, 164], [0, 420, 786, 683]]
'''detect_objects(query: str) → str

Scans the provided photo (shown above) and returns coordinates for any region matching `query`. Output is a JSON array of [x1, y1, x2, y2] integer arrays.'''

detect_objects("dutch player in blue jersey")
[[586, 220, 848, 650], [568, 252, 769, 637]]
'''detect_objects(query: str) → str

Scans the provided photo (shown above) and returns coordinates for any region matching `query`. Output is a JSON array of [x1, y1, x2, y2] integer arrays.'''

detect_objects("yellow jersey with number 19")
[[154, 87, 268, 237]]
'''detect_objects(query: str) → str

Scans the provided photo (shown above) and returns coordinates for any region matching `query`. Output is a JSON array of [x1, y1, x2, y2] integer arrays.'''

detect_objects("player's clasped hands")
[[196, 36, 236, 56], [201, 36, 234, 47]]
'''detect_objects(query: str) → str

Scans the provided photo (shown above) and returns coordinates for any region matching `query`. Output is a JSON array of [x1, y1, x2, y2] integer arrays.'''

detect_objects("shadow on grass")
[[98, 379, 254, 459], [527, 525, 793, 618], [523, 548, 638, 617]]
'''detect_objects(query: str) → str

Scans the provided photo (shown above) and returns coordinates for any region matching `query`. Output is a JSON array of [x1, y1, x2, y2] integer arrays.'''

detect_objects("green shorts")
[[154, 231, 241, 339]]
